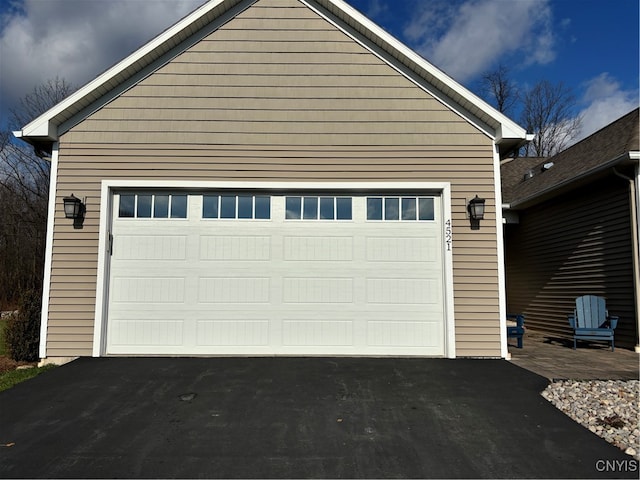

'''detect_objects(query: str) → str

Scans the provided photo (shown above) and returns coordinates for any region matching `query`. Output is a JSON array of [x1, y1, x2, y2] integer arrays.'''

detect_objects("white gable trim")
[[17, 0, 527, 148], [92, 181, 112, 357], [301, 0, 495, 139], [20, 0, 251, 139], [313, 0, 526, 142], [39, 142, 59, 359], [493, 144, 509, 359], [58, 0, 254, 137]]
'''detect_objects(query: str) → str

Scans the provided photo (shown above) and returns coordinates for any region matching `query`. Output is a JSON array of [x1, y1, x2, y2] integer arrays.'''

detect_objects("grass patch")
[[0, 364, 56, 393]]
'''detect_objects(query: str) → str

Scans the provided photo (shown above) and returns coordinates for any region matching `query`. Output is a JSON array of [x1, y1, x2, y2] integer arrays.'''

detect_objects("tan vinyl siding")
[[47, 0, 500, 357], [505, 177, 637, 349]]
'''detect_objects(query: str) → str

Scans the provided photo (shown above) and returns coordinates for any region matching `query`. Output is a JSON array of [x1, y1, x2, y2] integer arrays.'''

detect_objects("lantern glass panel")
[[469, 197, 485, 219], [64, 196, 82, 218]]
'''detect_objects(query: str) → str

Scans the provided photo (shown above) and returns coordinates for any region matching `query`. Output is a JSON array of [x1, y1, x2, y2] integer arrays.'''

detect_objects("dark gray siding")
[[505, 175, 637, 349]]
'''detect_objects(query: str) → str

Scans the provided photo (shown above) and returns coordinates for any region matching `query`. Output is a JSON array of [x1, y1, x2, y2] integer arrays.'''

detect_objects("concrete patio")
[[507, 330, 639, 381]]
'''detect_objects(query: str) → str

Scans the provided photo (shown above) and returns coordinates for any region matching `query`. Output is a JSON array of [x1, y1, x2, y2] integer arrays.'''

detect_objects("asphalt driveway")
[[0, 358, 636, 479]]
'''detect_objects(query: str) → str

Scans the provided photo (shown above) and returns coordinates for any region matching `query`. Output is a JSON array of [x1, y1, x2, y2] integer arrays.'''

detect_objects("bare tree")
[[480, 64, 519, 116], [520, 80, 582, 157], [9, 77, 76, 129], [477, 67, 582, 158], [0, 78, 76, 308]]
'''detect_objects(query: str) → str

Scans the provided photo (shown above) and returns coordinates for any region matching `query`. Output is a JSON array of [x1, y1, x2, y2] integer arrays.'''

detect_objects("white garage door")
[[106, 192, 445, 356]]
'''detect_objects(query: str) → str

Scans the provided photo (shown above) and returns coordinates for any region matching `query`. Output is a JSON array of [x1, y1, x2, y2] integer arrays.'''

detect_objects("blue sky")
[[1, 0, 638, 142]]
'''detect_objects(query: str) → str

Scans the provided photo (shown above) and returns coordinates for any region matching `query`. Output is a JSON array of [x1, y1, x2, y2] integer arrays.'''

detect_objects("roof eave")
[[11, 130, 55, 158], [508, 152, 638, 209], [496, 132, 535, 159], [14, 118, 58, 142]]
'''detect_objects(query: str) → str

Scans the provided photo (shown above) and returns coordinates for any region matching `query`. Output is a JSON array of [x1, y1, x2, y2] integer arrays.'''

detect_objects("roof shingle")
[[501, 108, 639, 207]]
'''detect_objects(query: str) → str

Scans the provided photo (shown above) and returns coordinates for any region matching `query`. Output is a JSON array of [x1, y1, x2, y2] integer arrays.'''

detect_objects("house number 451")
[[445, 219, 452, 251]]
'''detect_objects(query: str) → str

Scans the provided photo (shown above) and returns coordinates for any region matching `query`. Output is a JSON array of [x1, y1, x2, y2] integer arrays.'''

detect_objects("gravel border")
[[542, 380, 639, 459]]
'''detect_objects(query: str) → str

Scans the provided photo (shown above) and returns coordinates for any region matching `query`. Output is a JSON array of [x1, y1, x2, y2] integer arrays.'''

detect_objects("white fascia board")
[[317, 0, 528, 142], [630, 151, 640, 160], [39, 142, 59, 359], [103, 179, 451, 191], [496, 125, 533, 145], [19, 0, 234, 140], [93, 181, 112, 357], [492, 143, 509, 359], [13, 121, 58, 142], [441, 183, 456, 359]]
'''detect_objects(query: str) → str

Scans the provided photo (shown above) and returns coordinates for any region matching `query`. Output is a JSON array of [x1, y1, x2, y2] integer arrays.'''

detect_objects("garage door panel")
[[282, 277, 354, 304], [366, 277, 441, 305], [107, 192, 446, 356], [196, 319, 270, 346], [283, 236, 353, 261], [198, 277, 271, 303], [282, 319, 354, 346], [367, 320, 442, 348], [111, 276, 186, 304], [109, 317, 185, 348], [199, 235, 272, 261], [116, 235, 187, 260], [365, 235, 439, 262]]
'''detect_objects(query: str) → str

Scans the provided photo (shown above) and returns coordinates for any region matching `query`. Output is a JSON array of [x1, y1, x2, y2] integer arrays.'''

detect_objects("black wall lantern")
[[63, 194, 85, 220], [467, 195, 486, 221]]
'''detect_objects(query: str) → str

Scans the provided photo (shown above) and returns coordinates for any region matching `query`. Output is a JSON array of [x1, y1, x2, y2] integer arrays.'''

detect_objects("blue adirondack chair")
[[568, 295, 618, 351], [506, 314, 525, 348]]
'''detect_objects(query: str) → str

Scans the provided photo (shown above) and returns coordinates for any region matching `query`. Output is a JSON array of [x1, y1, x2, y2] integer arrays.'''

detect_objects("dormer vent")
[[541, 162, 555, 171]]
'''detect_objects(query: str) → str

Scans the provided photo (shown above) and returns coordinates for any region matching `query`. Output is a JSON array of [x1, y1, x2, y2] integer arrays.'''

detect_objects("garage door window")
[[285, 196, 352, 220], [367, 197, 435, 221], [118, 193, 187, 219], [203, 195, 270, 220]]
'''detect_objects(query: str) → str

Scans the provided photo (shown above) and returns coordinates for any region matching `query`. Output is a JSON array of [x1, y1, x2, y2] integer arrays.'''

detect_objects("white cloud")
[[403, 1, 456, 46], [574, 73, 639, 142], [0, 0, 203, 125], [403, 0, 554, 82], [365, 0, 389, 20]]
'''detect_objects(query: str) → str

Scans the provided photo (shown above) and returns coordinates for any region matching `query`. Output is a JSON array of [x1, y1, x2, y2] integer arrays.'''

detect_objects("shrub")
[[5, 290, 41, 362]]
